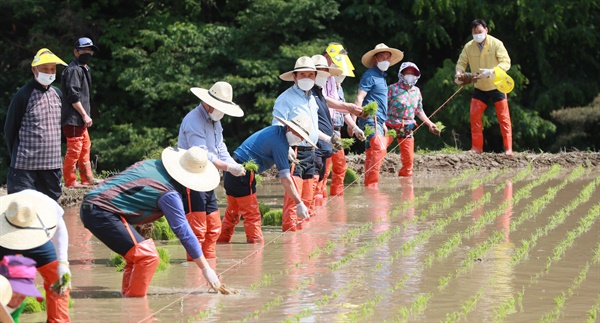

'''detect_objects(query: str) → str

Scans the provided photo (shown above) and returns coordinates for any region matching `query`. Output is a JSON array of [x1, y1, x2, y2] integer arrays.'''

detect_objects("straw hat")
[[190, 82, 244, 117], [361, 43, 404, 68], [325, 42, 355, 77], [273, 114, 317, 148], [311, 55, 343, 76], [162, 146, 220, 192], [0, 193, 58, 250], [31, 48, 67, 67], [279, 56, 319, 81], [0, 276, 11, 306]]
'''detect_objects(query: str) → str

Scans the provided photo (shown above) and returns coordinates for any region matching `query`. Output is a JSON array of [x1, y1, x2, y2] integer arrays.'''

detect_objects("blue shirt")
[[178, 105, 235, 164], [272, 85, 319, 148], [358, 66, 388, 124], [233, 126, 291, 178]]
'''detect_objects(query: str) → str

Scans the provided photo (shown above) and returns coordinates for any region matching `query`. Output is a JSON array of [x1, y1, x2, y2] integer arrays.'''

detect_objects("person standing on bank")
[[178, 81, 246, 260], [61, 37, 101, 187], [80, 147, 221, 297], [4, 48, 67, 201], [455, 19, 513, 155]]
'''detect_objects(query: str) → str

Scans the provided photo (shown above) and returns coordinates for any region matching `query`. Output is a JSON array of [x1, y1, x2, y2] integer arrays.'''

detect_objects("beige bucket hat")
[[273, 114, 317, 148], [361, 43, 404, 68], [162, 146, 221, 192], [190, 81, 244, 117], [311, 55, 343, 76], [280, 56, 330, 81], [0, 193, 58, 250]]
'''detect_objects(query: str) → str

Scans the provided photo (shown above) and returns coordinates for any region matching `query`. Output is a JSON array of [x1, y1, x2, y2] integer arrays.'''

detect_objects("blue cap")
[[75, 37, 99, 52]]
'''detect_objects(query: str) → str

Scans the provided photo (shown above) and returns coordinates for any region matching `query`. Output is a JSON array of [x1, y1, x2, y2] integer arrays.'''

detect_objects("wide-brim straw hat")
[[274, 115, 317, 148], [162, 146, 220, 192], [0, 193, 58, 250], [190, 81, 244, 117], [0, 276, 11, 306], [31, 48, 67, 67], [361, 43, 404, 68], [280, 56, 319, 81], [311, 55, 343, 76]]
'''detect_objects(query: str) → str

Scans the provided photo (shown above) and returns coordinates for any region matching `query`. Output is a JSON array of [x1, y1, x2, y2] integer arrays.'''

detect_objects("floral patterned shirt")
[[386, 82, 423, 127]]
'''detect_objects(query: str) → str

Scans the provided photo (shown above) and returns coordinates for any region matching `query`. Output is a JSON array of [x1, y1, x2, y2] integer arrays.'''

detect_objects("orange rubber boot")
[[185, 211, 206, 261], [282, 176, 303, 232], [330, 150, 347, 196], [364, 135, 393, 187], [202, 210, 221, 258], [494, 99, 513, 155], [305, 175, 318, 218], [121, 239, 160, 297], [238, 194, 263, 243], [314, 158, 329, 207], [398, 137, 415, 177], [78, 130, 94, 185], [470, 98, 487, 153], [63, 137, 83, 187], [217, 195, 240, 243], [38, 260, 70, 323]]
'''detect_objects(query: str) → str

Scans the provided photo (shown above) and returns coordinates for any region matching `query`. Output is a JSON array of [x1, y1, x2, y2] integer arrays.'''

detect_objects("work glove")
[[329, 133, 344, 151], [352, 125, 366, 141], [478, 68, 495, 79], [454, 70, 464, 85], [296, 202, 309, 219], [226, 163, 246, 177], [428, 123, 441, 136], [288, 147, 299, 164], [50, 262, 71, 295], [202, 267, 221, 290]]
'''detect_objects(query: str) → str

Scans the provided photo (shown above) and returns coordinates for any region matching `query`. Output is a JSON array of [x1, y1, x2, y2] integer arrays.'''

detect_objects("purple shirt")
[[386, 82, 423, 127]]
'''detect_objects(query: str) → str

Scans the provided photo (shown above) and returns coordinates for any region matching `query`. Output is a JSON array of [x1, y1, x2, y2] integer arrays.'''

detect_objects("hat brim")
[[0, 194, 58, 250], [361, 48, 404, 68], [331, 55, 355, 77], [279, 67, 321, 81], [31, 54, 68, 67], [9, 279, 43, 299], [190, 88, 244, 117], [161, 147, 221, 192], [273, 116, 318, 148], [76, 45, 100, 52], [0, 276, 11, 306]]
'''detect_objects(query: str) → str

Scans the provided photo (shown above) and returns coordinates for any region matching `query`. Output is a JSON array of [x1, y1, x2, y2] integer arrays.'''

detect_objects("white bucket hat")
[[190, 81, 244, 117], [280, 56, 329, 81], [0, 193, 58, 250], [273, 114, 317, 148], [311, 55, 343, 76], [161, 146, 221, 192], [361, 43, 404, 68]]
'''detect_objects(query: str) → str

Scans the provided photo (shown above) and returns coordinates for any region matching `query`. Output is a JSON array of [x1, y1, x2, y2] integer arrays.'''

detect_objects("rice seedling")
[[443, 286, 484, 323], [262, 209, 282, 226], [23, 290, 74, 314], [435, 121, 446, 133], [344, 168, 359, 185], [242, 158, 259, 172], [341, 138, 355, 149], [364, 124, 374, 137], [586, 294, 600, 323], [361, 101, 378, 117], [258, 203, 271, 216], [386, 129, 397, 138], [156, 247, 170, 272], [152, 217, 177, 240], [189, 302, 223, 322]]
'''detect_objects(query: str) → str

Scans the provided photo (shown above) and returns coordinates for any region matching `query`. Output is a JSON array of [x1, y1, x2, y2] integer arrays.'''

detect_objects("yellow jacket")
[[456, 34, 511, 91]]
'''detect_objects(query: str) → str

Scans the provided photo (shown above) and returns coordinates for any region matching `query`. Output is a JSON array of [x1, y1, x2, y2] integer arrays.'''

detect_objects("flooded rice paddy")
[[21, 166, 600, 322]]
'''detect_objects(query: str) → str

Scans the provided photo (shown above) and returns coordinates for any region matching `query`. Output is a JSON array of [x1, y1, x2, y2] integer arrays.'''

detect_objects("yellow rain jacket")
[[456, 34, 511, 91]]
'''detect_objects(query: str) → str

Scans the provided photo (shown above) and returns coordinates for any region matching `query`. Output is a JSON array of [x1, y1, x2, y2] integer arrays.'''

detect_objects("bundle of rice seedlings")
[[386, 129, 397, 138], [344, 168, 359, 185], [152, 217, 177, 240], [435, 121, 446, 133], [361, 101, 378, 117], [341, 138, 355, 150], [243, 159, 259, 172], [50, 273, 71, 295], [262, 209, 282, 226], [156, 247, 170, 272], [364, 125, 374, 137], [109, 253, 126, 272], [254, 174, 263, 186], [259, 203, 271, 216], [24, 290, 74, 314]]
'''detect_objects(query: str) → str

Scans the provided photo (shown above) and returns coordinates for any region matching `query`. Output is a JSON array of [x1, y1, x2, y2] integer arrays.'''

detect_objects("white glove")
[[288, 147, 299, 164], [226, 163, 246, 177], [296, 202, 309, 219], [50, 262, 71, 295], [479, 68, 495, 78], [352, 125, 366, 141], [202, 267, 221, 290]]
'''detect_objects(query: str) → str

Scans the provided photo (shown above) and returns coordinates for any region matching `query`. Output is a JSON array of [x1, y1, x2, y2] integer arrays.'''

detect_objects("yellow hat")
[[493, 66, 515, 94], [325, 43, 355, 77], [31, 48, 67, 67]]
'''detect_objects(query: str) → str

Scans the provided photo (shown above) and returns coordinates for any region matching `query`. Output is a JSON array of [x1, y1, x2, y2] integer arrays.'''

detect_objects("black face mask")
[[78, 53, 92, 64]]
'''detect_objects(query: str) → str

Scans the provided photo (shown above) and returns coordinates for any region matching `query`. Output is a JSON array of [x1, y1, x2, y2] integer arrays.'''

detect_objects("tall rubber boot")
[[364, 135, 393, 187], [185, 211, 206, 261], [314, 158, 329, 207], [398, 137, 415, 177], [63, 137, 83, 187], [37, 260, 70, 323], [470, 98, 487, 153], [238, 194, 263, 243], [305, 175, 318, 218], [78, 130, 97, 185], [121, 239, 160, 297], [282, 176, 304, 232], [494, 99, 513, 155], [330, 150, 347, 196], [202, 210, 221, 258], [217, 195, 240, 243]]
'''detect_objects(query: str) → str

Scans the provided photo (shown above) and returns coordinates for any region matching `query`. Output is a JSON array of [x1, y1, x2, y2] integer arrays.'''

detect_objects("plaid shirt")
[[4, 79, 63, 170]]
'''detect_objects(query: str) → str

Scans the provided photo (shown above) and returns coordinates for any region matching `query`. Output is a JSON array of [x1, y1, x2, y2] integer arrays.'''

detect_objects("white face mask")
[[334, 75, 346, 84], [297, 78, 315, 91], [403, 75, 418, 86], [35, 69, 55, 86], [286, 131, 302, 146], [377, 60, 390, 71], [315, 75, 328, 87], [209, 109, 225, 121], [472, 33, 486, 43]]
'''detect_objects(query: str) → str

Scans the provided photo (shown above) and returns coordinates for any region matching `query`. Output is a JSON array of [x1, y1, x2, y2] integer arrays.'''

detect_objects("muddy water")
[[20, 168, 600, 322]]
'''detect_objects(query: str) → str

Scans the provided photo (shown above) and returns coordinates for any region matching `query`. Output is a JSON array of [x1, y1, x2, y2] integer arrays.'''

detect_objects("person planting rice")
[[353, 43, 404, 187], [177, 81, 246, 260], [79, 146, 221, 297], [0, 256, 46, 322], [217, 114, 316, 242], [386, 62, 440, 177]]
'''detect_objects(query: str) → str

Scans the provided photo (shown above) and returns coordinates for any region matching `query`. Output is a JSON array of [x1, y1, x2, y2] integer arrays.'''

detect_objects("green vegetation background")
[[1, 0, 599, 183]]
